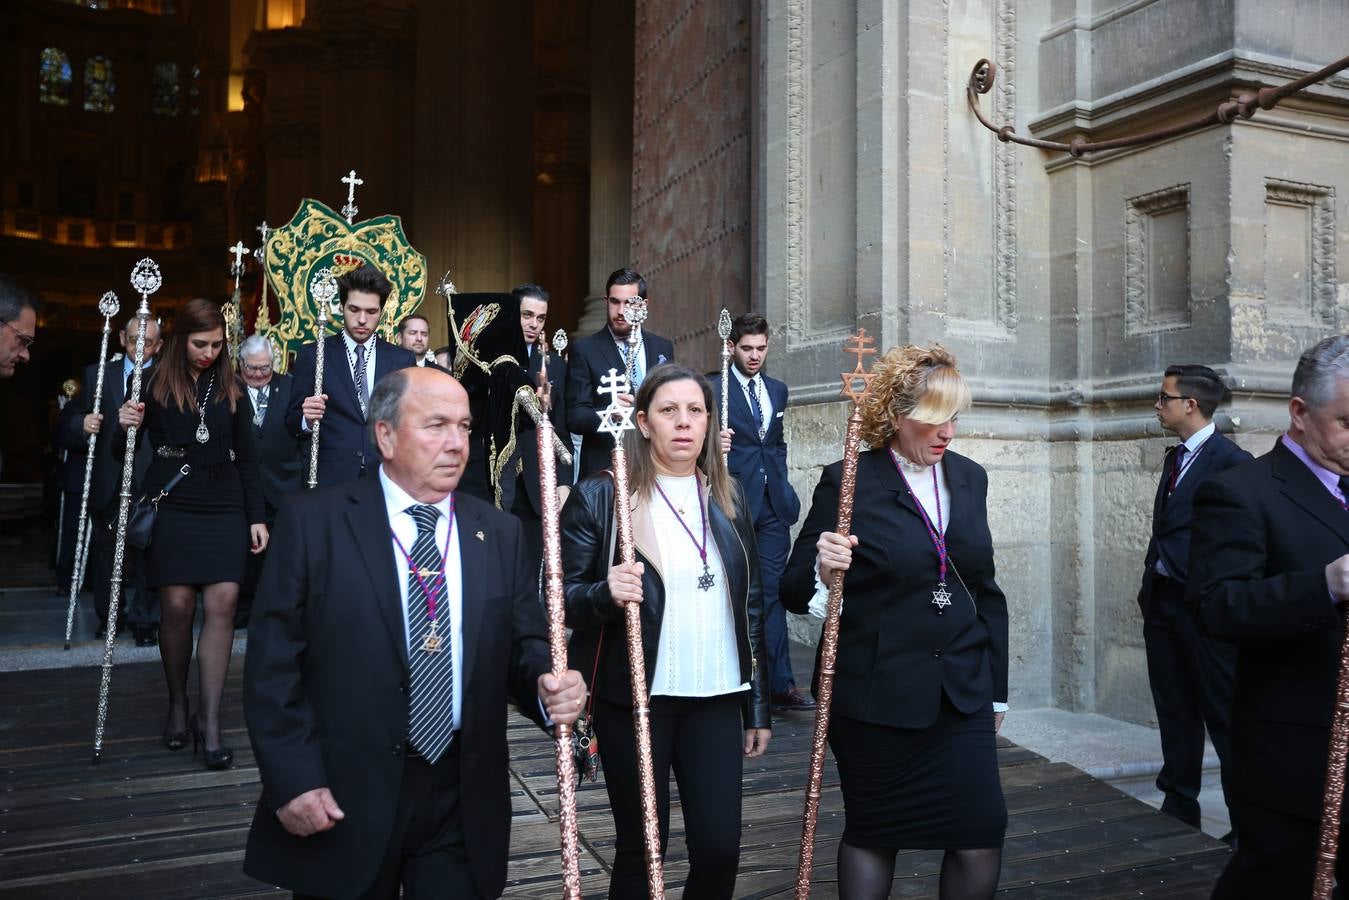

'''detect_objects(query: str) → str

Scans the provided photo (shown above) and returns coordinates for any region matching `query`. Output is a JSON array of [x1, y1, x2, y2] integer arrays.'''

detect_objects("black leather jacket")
[[561, 471, 771, 730]]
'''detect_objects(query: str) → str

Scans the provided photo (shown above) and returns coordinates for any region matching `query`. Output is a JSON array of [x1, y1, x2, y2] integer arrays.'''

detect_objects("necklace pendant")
[[421, 622, 443, 653], [697, 564, 715, 591], [931, 582, 952, 614], [195, 422, 210, 444]]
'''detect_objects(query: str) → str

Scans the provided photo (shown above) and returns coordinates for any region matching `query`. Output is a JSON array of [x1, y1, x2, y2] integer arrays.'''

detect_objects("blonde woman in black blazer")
[[782, 344, 1009, 900]]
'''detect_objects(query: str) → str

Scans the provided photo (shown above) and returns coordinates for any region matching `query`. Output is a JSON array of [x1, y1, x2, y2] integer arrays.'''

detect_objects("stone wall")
[[754, 0, 1349, 724]]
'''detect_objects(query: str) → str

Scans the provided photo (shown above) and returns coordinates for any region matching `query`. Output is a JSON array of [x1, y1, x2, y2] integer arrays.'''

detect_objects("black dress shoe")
[[134, 627, 158, 647], [772, 687, 818, 712], [190, 714, 234, 770]]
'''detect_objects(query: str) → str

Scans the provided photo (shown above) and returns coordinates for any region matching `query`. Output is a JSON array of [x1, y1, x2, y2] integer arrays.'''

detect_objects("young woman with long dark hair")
[[118, 299, 266, 769]]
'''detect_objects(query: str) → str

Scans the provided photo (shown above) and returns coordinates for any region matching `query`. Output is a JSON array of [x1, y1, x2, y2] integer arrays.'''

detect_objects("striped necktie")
[[747, 376, 766, 440], [354, 343, 369, 418], [406, 504, 455, 763], [252, 385, 268, 428]]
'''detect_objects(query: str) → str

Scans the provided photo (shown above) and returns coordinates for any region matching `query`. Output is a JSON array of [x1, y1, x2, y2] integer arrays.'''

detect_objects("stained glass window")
[[83, 56, 116, 113], [189, 64, 200, 116], [151, 62, 179, 116], [39, 48, 73, 106]]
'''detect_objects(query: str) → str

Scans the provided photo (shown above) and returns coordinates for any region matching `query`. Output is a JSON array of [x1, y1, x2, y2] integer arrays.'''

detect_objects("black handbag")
[[570, 627, 603, 786], [123, 464, 191, 551]]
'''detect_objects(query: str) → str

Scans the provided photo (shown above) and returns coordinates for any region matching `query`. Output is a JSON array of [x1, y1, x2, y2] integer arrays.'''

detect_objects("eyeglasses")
[[1, 320, 35, 350], [1156, 392, 1192, 405], [241, 362, 273, 374]]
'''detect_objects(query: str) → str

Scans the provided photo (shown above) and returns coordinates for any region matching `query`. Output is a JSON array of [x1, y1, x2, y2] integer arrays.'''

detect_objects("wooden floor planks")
[[0, 644, 1229, 898]]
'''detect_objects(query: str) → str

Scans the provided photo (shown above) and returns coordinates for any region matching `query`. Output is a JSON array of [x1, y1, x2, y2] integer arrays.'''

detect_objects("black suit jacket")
[[565, 327, 675, 478], [512, 347, 573, 515], [1189, 438, 1349, 822], [242, 473, 551, 898], [709, 371, 800, 525], [1137, 429, 1252, 614], [781, 448, 1009, 729], [58, 360, 153, 513], [284, 336, 416, 486], [247, 373, 303, 517]]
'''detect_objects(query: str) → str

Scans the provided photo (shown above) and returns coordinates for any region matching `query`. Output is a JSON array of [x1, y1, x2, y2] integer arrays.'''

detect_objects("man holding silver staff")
[[244, 365, 587, 899], [1190, 336, 1349, 897], [710, 313, 810, 713], [62, 314, 162, 643], [566, 268, 674, 479], [285, 265, 416, 487]]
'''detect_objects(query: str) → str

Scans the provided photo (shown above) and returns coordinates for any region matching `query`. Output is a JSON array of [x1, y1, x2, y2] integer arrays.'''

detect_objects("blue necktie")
[[747, 377, 765, 440], [406, 504, 454, 763]]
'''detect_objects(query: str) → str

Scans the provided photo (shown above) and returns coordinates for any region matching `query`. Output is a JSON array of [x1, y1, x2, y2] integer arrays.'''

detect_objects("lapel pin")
[[475, 530, 485, 542]]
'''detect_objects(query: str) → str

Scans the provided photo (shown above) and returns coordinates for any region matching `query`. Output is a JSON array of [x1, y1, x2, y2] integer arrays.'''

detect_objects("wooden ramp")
[[0, 646, 1229, 898]]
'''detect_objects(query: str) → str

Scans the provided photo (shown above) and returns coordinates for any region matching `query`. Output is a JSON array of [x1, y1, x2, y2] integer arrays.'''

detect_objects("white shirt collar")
[[731, 366, 758, 390], [1182, 421, 1216, 453], [342, 330, 376, 353], [379, 466, 454, 522]]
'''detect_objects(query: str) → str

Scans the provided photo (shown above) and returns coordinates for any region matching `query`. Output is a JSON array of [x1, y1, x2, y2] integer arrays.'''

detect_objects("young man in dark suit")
[[244, 366, 586, 899], [235, 334, 303, 628], [505, 284, 572, 569], [59, 315, 162, 643], [565, 268, 674, 479], [1190, 336, 1349, 896], [1138, 364, 1251, 837], [711, 313, 811, 711], [285, 265, 417, 487]]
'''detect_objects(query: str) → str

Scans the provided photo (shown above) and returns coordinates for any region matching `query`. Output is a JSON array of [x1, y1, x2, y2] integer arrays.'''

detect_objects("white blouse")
[[649, 474, 748, 698]]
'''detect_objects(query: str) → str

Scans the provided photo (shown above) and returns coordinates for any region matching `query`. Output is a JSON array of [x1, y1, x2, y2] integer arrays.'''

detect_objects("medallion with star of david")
[[931, 582, 952, 613], [697, 565, 716, 591]]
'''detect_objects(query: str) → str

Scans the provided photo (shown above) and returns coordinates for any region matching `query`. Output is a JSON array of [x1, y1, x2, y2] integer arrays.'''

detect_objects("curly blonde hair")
[[859, 344, 971, 448]]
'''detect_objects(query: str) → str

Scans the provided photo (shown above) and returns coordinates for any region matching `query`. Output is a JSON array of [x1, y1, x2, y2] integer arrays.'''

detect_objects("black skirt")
[[828, 694, 1007, 850], [143, 461, 249, 588]]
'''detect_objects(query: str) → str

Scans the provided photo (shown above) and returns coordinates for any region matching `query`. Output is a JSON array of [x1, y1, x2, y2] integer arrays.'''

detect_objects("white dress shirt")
[[341, 330, 377, 404], [731, 367, 773, 435], [248, 382, 270, 419], [380, 468, 464, 733], [649, 474, 747, 697], [1153, 421, 1215, 578]]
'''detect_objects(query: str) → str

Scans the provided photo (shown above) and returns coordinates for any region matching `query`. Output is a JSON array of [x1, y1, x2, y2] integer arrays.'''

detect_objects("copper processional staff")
[[1314, 627, 1349, 897], [717, 308, 732, 465], [794, 328, 878, 898], [91, 258, 161, 764], [305, 268, 339, 489], [63, 291, 120, 650], [598, 363, 666, 899], [534, 329, 583, 900]]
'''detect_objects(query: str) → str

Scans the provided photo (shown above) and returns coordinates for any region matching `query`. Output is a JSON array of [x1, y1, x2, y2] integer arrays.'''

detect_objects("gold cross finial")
[[839, 328, 878, 404]]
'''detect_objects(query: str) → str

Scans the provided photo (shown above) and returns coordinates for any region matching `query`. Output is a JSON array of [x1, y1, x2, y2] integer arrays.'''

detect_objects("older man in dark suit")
[[1137, 364, 1251, 837], [235, 334, 303, 628], [59, 315, 161, 643], [1190, 335, 1349, 896], [285, 265, 417, 487], [244, 365, 586, 899], [565, 268, 674, 479]]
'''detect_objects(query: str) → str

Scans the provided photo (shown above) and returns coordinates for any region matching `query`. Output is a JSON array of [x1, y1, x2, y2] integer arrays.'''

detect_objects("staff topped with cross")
[[597, 367, 636, 441], [340, 169, 363, 224], [229, 240, 249, 275], [840, 328, 877, 404]]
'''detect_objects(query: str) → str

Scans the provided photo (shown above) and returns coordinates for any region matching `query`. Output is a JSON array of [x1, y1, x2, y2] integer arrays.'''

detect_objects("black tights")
[[837, 840, 1002, 900], [158, 582, 237, 750]]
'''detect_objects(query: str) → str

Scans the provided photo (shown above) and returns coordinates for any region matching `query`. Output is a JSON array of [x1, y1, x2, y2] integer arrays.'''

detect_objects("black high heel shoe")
[[162, 706, 190, 751], [189, 714, 234, 770]]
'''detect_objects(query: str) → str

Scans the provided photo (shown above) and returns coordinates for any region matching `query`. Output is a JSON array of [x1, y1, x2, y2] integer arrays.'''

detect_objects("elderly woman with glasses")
[[782, 344, 1010, 900]]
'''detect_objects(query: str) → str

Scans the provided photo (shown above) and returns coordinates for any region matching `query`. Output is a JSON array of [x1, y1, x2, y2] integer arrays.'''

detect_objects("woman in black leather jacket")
[[561, 362, 770, 900]]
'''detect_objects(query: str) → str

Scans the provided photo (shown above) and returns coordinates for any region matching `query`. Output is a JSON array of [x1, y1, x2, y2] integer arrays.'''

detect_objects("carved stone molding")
[[993, 0, 1018, 331], [783, 0, 809, 347], [1264, 177, 1337, 326], [1124, 183, 1191, 335]]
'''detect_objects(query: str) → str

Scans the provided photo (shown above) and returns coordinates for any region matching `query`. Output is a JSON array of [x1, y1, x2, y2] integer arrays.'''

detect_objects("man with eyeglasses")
[[1137, 364, 1251, 843], [565, 267, 675, 478], [0, 274, 39, 378], [236, 334, 302, 628]]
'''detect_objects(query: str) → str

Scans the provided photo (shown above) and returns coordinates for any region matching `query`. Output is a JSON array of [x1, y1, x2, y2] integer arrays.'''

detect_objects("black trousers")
[[295, 742, 477, 900], [1142, 573, 1236, 827], [1212, 796, 1349, 898], [90, 507, 157, 628], [510, 489, 544, 578], [594, 693, 745, 900]]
